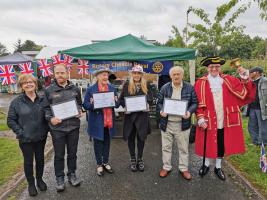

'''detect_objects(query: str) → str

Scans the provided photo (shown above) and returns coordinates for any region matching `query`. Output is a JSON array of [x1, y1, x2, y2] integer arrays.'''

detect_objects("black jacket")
[[119, 82, 153, 141], [43, 80, 82, 132], [7, 93, 49, 143], [156, 81, 198, 131]]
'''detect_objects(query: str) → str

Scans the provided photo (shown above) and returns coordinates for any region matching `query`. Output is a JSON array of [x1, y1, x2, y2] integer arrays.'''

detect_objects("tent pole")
[[189, 60, 195, 85]]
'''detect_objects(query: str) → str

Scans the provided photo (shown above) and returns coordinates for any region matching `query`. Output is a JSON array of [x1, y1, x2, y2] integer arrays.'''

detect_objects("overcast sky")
[[0, 0, 266, 52]]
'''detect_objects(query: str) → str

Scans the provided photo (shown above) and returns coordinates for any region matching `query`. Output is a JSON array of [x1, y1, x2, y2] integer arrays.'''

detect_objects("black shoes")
[[137, 159, 145, 172], [28, 184, 38, 196], [103, 163, 114, 174], [199, 165, 210, 176], [68, 173, 82, 186], [130, 159, 138, 172], [56, 176, 65, 192], [36, 178, 47, 191], [214, 167, 226, 181]]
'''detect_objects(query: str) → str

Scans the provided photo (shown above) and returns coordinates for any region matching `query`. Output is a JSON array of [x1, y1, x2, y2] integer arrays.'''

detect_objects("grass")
[[0, 113, 9, 131], [229, 117, 267, 197], [0, 138, 23, 187]]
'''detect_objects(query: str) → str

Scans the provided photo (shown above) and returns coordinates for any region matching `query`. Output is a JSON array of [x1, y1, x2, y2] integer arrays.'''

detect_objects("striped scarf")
[[98, 83, 113, 128]]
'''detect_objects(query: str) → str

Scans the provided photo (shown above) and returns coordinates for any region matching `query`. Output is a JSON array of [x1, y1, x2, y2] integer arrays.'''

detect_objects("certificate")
[[51, 99, 79, 120], [163, 98, 188, 116], [93, 92, 115, 109], [125, 95, 147, 112]]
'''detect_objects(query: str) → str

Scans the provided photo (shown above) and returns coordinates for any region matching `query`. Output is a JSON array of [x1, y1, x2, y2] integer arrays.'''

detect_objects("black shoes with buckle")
[[214, 167, 226, 181], [199, 165, 210, 176]]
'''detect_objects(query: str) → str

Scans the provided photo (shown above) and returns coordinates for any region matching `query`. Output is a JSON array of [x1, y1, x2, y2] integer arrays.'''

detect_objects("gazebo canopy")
[[60, 34, 196, 61], [0, 52, 33, 65]]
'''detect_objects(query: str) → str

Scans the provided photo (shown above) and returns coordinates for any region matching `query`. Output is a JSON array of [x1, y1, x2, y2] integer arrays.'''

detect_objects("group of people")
[[6, 56, 266, 197]]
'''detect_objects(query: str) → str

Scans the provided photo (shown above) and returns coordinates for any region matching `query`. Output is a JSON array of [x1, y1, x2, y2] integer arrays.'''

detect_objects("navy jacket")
[[156, 81, 198, 131], [83, 83, 119, 140]]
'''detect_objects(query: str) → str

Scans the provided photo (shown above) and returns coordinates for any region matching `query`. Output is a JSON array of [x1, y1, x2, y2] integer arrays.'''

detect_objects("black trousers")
[[51, 128, 80, 178], [128, 125, 145, 159], [93, 128, 110, 165], [217, 128, 225, 158], [19, 139, 47, 184]]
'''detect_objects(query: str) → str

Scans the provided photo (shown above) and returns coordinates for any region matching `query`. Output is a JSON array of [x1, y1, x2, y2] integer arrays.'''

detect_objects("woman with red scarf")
[[83, 67, 119, 176]]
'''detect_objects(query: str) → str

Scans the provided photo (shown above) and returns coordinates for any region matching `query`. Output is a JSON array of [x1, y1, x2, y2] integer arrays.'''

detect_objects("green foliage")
[[0, 113, 9, 131], [255, 0, 267, 20], [0, 138, 23, 186], [165, 26, 185, 48], [14, 39, 43, 53], [0, 42, 8, 56], [188, 0, 250, 56], [230, 118, 267, 198]]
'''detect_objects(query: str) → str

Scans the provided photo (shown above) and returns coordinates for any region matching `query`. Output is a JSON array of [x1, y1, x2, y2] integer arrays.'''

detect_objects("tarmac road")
[[17, 118, 255, 200]]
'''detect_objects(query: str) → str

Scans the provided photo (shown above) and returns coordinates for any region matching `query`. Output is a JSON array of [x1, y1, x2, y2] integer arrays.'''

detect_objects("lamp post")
[[186, 7, 192, 47]]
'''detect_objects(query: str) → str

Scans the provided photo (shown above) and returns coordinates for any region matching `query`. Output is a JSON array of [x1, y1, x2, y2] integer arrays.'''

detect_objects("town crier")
[[194, 56, 256, 181]]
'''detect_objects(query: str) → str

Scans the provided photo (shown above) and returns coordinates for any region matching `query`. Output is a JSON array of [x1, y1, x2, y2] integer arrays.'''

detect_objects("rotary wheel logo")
[[152, 62, 163, 73]]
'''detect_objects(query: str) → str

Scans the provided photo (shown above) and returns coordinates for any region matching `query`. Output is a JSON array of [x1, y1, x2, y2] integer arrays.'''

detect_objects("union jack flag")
[[51, 54, 64, 65], [18, 62, 34, 75], [0, 65, 16, 85], [260, 142, 267, 173], [77, 59, 89, 75], [63, 54, 74, 71], [37, 59, 53, 77]]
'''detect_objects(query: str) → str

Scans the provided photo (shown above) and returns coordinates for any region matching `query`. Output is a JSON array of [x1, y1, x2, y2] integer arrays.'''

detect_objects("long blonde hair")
[[128, 74, 148, 95]]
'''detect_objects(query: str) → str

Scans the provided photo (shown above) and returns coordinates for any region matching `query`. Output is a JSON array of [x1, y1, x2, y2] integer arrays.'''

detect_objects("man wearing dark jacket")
[[43, 63, 82, 192], [156, 66, 198, 180]]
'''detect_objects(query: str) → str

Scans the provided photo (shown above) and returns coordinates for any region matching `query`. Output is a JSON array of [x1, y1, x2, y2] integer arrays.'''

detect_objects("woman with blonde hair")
[[7, 74, 49, 196], [119, 65, 153, 172]]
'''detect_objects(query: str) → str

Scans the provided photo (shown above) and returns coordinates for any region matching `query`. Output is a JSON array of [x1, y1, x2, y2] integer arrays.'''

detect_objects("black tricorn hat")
[[200, 56, 226, 67]]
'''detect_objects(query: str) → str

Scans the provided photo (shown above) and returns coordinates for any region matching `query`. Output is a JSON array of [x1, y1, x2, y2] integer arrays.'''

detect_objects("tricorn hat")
[[200, 56, 226, 67]]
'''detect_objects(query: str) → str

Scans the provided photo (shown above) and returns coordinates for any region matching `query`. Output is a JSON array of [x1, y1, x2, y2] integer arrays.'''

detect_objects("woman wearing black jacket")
[[7, 74, 49, 197], [119, 65, 153, 172]]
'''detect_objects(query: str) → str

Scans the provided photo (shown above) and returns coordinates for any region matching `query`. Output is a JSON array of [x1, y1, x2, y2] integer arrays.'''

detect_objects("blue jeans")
[[248, 109, 267, 145], [93, 128, 111, 165]]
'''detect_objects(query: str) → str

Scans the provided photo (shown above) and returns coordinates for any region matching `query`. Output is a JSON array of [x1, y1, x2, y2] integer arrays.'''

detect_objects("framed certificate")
[[51, 99, 79, 120], [93, 91, 115, 109], [163, 98, 188, 116], [125, 95, 147, 112]]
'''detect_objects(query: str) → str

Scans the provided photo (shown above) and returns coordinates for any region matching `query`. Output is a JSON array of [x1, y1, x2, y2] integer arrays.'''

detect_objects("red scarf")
[[98, 83, 113, 128]]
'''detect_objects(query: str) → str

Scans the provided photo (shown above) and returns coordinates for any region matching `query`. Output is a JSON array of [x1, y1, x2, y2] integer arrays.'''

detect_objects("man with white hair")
[[157, 66, 198, 180]]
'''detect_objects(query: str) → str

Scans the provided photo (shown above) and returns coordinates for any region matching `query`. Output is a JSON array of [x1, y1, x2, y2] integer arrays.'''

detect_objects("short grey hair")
[[169, 66, 184, 76]]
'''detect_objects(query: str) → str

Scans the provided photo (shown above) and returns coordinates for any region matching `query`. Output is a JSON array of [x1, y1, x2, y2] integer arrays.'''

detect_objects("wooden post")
[[189, 60, 196, 85]]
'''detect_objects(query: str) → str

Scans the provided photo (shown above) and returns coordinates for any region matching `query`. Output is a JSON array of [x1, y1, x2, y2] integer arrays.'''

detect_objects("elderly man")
[[248, 66, 267, 145], [157, 66, 198, 180], [43, 63, 82, 192], [194, 56, 256, 181]]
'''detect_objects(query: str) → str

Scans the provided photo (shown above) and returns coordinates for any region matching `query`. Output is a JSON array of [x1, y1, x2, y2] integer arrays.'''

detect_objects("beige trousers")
[[161, 121, 190, 172]]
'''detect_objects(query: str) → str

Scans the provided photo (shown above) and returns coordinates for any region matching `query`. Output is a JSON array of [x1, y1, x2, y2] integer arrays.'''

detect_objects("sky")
[[0, 0, 266, 52]]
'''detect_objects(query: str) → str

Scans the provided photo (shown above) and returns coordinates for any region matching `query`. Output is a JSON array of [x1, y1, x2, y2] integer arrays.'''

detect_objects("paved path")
[[18, 118, 253, 200]]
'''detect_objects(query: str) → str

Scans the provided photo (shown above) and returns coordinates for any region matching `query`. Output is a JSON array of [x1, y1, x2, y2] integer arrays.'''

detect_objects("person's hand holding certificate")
[[163, 98, 188, 116], [125, 95, 147, 113], [93, 92, 115, 109], [51, 99, 79, 120]]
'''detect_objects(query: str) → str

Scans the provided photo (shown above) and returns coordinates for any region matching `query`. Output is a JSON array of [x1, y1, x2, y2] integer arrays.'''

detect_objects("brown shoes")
[[180, 170, 192, 180], [159, 169, 171, 178]]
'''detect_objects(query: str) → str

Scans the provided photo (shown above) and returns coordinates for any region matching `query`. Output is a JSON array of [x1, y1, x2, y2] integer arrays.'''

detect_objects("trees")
[[14, 39, 43, 53], [165, 26, 185, 48], [0, 43, 8, 56], [187, 0, 250, 56], [255, 0, 267, 20]]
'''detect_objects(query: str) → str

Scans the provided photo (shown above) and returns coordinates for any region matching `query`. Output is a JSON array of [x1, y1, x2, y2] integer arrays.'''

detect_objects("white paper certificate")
[[51, 99, 79, 120], [163, 98, 188, 116], [125, 95, 147, 112], [93, 92, 115, 109]]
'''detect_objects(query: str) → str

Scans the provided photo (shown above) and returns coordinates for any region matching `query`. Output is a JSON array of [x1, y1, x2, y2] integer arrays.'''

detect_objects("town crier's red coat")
[[194, 74, 256, 158]]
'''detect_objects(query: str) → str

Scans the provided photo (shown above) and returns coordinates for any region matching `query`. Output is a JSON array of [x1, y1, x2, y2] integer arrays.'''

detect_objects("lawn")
[[0, 113, 9, 131], [0, 138, 23, 186], [229, 117, 267, 197]]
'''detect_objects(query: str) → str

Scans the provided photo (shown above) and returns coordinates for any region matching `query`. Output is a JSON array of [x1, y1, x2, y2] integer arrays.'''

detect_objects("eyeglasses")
[[208, 65, 221, 69], [22, 81, 34, 85]]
